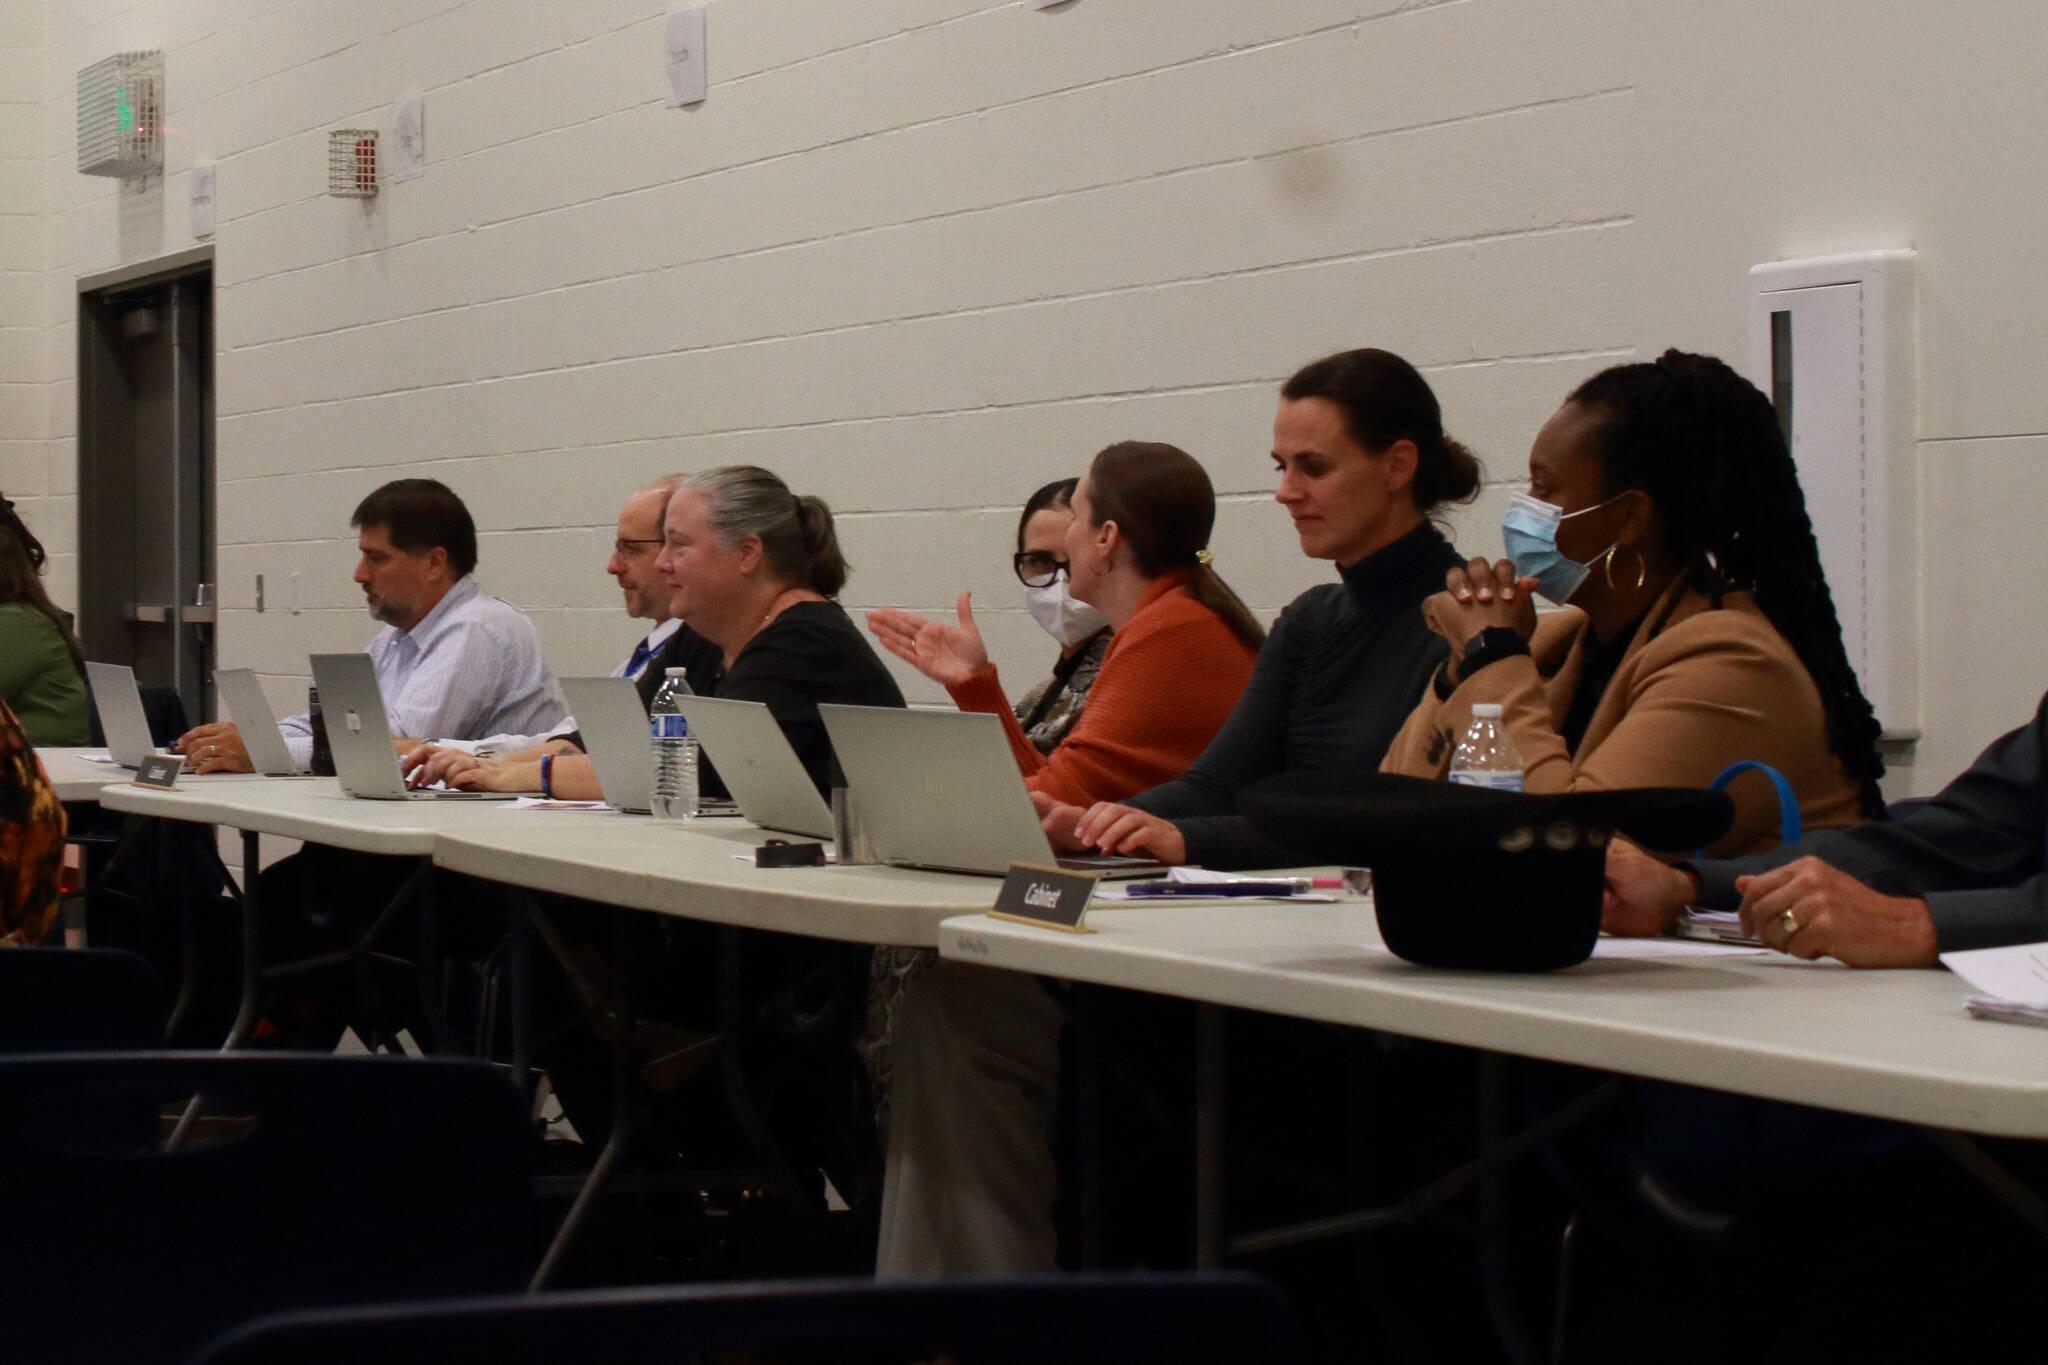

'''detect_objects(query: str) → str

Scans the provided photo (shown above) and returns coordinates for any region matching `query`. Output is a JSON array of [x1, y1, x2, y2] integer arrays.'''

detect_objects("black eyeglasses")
[[1013, 551, 1070, 589], [613, 538, 663, 556]]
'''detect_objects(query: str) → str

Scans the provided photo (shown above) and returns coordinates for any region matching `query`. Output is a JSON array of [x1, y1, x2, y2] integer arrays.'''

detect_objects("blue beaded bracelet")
[[539, 752, 554, 799]]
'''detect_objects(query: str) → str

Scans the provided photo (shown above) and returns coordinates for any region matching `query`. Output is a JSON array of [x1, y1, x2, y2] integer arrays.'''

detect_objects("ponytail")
[[1187, 560, 1268, 655], [684, 466, 851, 598], [791, 494, 849, 597], [1084, 442, 1267, 654]]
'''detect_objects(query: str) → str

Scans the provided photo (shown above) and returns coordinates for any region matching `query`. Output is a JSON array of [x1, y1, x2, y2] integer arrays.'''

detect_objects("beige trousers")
[[873, 958, 1065, 1277]]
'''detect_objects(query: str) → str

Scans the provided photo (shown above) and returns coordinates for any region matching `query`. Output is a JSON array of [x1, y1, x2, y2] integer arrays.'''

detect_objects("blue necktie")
[[624, 635, 657, 679]]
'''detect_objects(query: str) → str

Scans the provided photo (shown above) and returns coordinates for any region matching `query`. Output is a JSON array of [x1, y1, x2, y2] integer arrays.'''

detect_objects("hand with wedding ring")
[[1734, 856, 1939, 967], [866, 591, 990, 688], [174, 720, 254, 774]]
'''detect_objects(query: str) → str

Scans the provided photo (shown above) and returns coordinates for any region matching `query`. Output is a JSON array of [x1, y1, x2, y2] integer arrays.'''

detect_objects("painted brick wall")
[[4, 1, 2042, 794]]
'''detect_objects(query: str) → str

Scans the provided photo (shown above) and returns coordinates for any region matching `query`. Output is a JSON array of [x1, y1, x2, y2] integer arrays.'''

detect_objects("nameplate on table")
[[131, 754, 186, 790], [987, 862, 1098, 934]]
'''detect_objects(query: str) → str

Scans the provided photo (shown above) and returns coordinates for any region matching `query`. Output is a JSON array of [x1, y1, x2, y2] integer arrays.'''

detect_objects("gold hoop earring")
[[1603, 545, 1646, 591]]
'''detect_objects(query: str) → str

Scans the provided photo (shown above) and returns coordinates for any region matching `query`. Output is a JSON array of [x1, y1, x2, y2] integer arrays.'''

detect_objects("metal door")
[[77, 251, 215, 726]]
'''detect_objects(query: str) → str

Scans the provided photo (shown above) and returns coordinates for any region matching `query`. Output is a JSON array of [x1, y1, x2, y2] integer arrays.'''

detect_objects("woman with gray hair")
[[456, 464, 903, 798]]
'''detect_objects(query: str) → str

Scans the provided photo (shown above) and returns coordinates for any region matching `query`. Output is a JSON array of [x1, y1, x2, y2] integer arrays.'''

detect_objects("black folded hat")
[[1240, 771, 1733, 971]]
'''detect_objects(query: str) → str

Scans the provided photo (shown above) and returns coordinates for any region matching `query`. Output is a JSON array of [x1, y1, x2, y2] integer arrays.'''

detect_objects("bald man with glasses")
[[404, 476, 721, 785]]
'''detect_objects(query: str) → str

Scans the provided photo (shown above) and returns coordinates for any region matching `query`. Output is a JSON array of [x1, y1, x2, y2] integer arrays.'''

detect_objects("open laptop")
[[560, 676, 739, 817], [212, 668, 300, 775], [559, 676, 661, 814], [677, 694, 834, 838], [310, 653, 513, 801], [82, 661, 171, 769], [817, 704, 1162, 877]]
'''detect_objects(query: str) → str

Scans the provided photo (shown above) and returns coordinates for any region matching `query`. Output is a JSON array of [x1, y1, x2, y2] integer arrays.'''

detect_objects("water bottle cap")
[[664, 667, 687, 677], [1470, 703, 1503, 718]]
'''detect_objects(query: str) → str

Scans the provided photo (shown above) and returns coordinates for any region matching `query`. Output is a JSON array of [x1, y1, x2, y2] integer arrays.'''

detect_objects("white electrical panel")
[[1748, 249, 1918, 739]]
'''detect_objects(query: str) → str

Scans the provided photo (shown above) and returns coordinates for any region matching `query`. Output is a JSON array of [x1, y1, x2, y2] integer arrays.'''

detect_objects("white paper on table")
[[1591, 936, 1771, 960], [1941, 942, 2048, 1009], [1094, 887, 1337, 904], [505, 796, 613, 812], [76, 752, 122, 765]]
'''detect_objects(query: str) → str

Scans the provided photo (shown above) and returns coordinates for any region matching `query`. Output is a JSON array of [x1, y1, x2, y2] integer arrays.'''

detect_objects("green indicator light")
[[117, 85, 133, 132]]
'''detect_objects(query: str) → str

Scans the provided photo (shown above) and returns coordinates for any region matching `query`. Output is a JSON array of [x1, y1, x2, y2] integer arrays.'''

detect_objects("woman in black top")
[[458, 465, 902, 797], [1039, 348, 1477, 870]]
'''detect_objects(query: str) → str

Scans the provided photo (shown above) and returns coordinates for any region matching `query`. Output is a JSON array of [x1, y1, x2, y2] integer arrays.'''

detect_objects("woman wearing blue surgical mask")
[[1009, 479, 1112, 754], [1382, 350, 1885, 856]]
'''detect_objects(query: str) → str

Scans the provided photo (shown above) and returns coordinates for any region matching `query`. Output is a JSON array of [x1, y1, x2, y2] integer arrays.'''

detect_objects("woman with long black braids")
[[1383, 349, 1884, 853]]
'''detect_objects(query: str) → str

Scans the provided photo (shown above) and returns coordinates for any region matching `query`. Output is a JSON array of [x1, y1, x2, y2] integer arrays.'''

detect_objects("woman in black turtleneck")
[[1041, 347, 1478, 872], [879, 349, 1481, 1277]]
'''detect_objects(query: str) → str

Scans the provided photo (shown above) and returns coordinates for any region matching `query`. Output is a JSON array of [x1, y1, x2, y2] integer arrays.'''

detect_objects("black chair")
[[0, 1052, 532, 1365], [187, 1272, 1297, 1365], [0, 945, 165, 1050]]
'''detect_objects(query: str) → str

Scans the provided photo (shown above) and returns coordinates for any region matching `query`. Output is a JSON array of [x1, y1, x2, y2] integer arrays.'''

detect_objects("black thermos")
[[308, 685, 335, 776]]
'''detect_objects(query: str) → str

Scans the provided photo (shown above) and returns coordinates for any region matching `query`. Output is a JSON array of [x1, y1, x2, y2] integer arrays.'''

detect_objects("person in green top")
[[0, 497, 90, 747]]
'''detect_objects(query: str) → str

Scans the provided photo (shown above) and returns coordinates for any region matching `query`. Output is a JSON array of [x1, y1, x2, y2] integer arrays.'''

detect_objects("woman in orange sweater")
[[865, 440, 1264, 1279], [867, 440, 1265, 807]]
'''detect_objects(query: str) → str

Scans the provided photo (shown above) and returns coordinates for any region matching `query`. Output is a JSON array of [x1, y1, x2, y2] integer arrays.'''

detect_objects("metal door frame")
[[77, 245, 216, 724]]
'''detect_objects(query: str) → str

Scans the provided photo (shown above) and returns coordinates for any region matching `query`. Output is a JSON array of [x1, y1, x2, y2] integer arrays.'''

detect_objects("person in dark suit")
[[402, 475, 721, 785], [1603, 691, 2048, 965]]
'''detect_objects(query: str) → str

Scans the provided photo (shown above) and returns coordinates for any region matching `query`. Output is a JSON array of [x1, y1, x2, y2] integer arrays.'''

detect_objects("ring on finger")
[[1780, 909, 1800, 937]]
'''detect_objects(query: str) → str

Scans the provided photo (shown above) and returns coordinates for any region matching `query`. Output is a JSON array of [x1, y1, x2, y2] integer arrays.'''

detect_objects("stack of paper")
[[1938, 942, 2048, 1028]]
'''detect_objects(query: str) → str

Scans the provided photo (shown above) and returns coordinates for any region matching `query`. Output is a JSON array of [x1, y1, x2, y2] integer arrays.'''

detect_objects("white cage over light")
[[328, 129, 378, 198], [76, 51, 164, 178]]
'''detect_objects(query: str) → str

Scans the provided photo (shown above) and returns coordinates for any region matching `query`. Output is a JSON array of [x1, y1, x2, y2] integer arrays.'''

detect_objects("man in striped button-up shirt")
[[177, 478, 561, 773]]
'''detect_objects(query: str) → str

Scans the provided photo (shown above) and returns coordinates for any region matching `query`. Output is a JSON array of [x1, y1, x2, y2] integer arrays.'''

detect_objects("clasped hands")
[[1420, 558, 1538, 679], [1601, 836, 1937, 968]]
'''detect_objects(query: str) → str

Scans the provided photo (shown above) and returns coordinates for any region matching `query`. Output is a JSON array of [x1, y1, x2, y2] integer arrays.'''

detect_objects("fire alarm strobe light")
[[328, 129, 378, 198], [77, 51, 164, 178]]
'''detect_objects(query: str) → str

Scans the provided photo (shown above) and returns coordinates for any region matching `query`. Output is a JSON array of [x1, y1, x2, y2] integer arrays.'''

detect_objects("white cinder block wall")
[[2, 0, 2044, 797]]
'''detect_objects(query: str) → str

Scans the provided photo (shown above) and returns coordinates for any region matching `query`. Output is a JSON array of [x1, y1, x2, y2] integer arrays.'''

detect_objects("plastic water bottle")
[[1448, 702, 1524, 792], [649, 668, 698, 818]]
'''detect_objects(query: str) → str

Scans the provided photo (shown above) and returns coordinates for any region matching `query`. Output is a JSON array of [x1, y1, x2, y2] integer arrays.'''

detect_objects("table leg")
[[530, 906, 638, 1292], [222, 829, 262, 1050], [1194, 1002, 1226, 1271], [1476, 1053, 1542, 1365], [1074, 986, 1105, 1270], [168, 829, 264, 1151], [1929, 1130, 2048, 1242], [508, 889, 536, 1101]]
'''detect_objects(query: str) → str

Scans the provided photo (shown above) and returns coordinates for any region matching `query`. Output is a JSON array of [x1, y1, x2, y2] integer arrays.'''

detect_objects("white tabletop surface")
[[938, 898, 2048, 1139], [38, 747, 287, 803], [37, 748, 127, 801], [434, 821, 999, 947], [94, 776, 588, 856]]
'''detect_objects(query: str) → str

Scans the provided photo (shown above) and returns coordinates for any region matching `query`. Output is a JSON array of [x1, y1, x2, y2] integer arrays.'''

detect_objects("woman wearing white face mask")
[[1381, 350, 1884, 856], [1010, 478, 1112, 755], [867, 441, 1263, 809]]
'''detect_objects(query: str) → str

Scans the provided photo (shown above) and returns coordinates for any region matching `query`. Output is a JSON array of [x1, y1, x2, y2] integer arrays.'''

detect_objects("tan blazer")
[[1380, 578, 1864, 858]]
